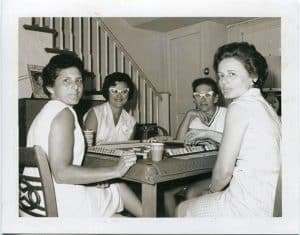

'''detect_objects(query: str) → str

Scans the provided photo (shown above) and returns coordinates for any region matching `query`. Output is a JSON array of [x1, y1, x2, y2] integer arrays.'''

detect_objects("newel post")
[[158, 92, 171, 135]]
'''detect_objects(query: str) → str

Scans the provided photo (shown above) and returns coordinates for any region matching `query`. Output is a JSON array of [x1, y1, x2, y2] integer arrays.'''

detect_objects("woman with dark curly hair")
[[24, 55, 141, 217], [84, 72, 136, 144], [176, 42, 281, 217]]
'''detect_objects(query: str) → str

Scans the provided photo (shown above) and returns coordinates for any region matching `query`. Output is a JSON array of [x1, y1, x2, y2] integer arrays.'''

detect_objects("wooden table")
[[83, 151, 217, 217]]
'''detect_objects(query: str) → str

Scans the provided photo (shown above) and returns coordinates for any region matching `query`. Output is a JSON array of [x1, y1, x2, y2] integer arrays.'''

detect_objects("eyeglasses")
[[109, 87, 130, 96], [193, 91, 214, 99]]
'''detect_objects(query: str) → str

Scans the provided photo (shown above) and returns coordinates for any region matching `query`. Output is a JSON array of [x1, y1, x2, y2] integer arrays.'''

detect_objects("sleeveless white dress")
[[84, 102, 136, 144], [177, 88, 281, 217], [24, 100, 123, 217]]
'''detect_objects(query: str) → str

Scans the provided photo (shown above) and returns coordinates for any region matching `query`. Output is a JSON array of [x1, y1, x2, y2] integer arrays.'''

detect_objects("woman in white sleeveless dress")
[[84, 72, 136, 144], [24, 54, 142, 217], [176, 42, 281, 217]]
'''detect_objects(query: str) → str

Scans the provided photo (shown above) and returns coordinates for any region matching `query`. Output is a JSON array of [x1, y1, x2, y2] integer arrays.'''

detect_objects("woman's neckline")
[[107, 102, 123, 126], [232, 88, 260, 101]]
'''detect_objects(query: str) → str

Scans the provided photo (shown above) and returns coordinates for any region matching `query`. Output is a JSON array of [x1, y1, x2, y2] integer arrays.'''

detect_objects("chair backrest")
[[19, 146, 58, 217], [19, 98, 105, 146], [273, 168, 282, 217]]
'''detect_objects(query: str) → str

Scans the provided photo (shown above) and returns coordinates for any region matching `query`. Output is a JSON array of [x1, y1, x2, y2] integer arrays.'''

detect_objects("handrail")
[[23, 17, 170, 130], [97, 18, 162, 98]]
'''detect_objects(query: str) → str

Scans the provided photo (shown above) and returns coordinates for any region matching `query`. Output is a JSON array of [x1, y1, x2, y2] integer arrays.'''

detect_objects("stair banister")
[[23, 17, 170, 132]]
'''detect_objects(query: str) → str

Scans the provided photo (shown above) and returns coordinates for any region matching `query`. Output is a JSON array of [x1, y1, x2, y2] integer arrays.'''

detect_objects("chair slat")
[[19, 146, 58, 217]]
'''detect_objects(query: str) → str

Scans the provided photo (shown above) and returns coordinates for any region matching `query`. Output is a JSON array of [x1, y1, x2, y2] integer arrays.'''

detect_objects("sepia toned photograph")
[[1, 0, 299, 234], [18, 16, 282, 217]]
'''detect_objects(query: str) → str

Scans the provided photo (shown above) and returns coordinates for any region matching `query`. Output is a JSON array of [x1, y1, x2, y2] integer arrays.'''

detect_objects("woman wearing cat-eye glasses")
[[164, 77, 227, 217], [176, 77, 227, 145], [84, 72, 136, 144], [84, 72, 142, 217]]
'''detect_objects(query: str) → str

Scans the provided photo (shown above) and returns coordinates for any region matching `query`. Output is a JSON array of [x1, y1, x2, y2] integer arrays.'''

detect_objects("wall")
[[19, 18, 281, 97], [18, 18, 53, 98], [102, 18, 168, 92], [19, 18, 168, 97], [227, 18, 281, 88]]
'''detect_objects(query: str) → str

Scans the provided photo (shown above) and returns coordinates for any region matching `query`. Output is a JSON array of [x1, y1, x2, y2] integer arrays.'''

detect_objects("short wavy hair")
[[213, 42, 268, 89], [102, 72, 135, 100], [192, 77, 221, 95], [42, 54, 84, 96]]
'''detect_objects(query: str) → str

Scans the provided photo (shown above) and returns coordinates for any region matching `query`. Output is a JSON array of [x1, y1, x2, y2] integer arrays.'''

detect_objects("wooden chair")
[[19, 146, 58, 217]]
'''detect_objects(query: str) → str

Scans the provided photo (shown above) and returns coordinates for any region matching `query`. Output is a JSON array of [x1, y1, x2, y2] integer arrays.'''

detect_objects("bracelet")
[[208, 184, 215, 193]]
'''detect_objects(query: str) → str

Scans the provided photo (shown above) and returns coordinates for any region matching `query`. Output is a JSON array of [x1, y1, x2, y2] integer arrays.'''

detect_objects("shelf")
[[23, 24, 57, 35], [262, 88, 281, 92]]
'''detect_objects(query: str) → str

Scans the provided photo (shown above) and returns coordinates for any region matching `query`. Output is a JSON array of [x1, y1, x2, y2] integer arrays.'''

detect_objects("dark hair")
[[102, 72, 135, 100], [32, 71, 42, 81], [213, 42, 268, 89], [42, 54, 84, 96], [192, 77, 224, 106], [192, 77, 221, 95]]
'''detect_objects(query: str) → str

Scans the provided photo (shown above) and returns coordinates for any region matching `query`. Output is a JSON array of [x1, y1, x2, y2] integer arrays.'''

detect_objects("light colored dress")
[[189, 106, 227, 132], [24, 100, 123, 217], [84, 102, 136, 144], [177, 88, 281, 217]]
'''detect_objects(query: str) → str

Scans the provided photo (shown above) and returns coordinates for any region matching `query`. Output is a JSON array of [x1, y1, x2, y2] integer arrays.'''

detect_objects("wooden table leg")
[[141, 183, 157, 217]]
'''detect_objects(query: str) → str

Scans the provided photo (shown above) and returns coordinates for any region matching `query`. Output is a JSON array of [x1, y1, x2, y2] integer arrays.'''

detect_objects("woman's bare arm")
[[206, 130, 223, 143], [209, 103, 249, 192], [84, 109, 98, 131], [185, 129, 223, 144], [128, 123, 136, 140], [176, 110, 199, 141], [48, 108, 136, 185]]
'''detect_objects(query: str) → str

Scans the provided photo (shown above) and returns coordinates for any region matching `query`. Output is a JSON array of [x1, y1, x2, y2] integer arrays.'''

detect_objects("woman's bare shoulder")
[[51, 107, 75, 129], [226, 102, 250, 124]]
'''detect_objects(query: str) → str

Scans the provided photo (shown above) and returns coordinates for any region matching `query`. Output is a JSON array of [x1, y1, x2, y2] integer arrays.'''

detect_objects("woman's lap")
[[177, 191, 227, 217], [54, 183, 123, 217]]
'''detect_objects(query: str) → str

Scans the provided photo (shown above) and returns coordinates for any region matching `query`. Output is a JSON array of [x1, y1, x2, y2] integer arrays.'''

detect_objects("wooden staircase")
[[23, 17, 170, 132]]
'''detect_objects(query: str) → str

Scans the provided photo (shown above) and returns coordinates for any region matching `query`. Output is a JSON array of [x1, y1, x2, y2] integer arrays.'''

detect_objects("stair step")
[[45, 48, 77, 55], [23, 24, 57, 35]]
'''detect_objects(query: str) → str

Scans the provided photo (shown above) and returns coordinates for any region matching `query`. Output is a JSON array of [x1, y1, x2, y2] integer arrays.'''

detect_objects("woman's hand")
[[114, 153, 137, 177], [186, 110, 202, 121], [187, 110, 211, 125], [176, 110, 210, 141], [184, 129, 208, 145]]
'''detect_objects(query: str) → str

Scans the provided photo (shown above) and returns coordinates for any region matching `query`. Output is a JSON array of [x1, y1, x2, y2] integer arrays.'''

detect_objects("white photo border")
[[1, 0, 299, 234]]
